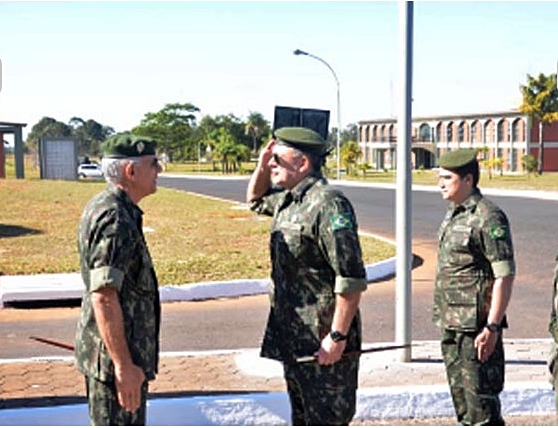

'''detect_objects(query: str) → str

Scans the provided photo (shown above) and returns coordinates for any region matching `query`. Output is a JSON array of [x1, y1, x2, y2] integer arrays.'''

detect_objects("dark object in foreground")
[[296, 343, 412, 363]]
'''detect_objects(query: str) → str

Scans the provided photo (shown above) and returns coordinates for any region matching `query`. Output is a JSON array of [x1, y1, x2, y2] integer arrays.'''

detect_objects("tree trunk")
[[538, 121, 544, 175]]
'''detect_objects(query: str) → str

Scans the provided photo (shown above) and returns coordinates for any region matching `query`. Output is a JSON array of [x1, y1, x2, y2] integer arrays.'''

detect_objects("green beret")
[[438, 148, 478, 170], [275, 127, 328, 155], [102, 133, 157, 158]]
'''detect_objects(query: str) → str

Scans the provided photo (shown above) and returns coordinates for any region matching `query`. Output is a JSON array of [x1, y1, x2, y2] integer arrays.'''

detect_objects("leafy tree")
[[132, 103, 200, 162], [519, 72, 558, 175], [341, 123, 358, 145], [26, 117, 73, 153], [244, 111, 270, 154], [340, 140, 362, 176], [69, 117, 114, 157], [213, 127, 243, 173], [521, 154, 538, 177], [492, 157, 504, 177]]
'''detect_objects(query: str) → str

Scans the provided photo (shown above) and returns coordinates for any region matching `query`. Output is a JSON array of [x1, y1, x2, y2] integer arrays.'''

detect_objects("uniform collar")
[[288, 174, 325, 203], [107, 183, 144, 217], [450, 187, 483, 212]]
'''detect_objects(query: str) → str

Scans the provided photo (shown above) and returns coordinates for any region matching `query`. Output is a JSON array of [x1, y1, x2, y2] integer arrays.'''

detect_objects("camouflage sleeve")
[[480, 209, 515, 278], [318, 191, 367, 294], [549, 256, 558, 343], [249, 186, 286, 217], [87, 211, 137, 293]]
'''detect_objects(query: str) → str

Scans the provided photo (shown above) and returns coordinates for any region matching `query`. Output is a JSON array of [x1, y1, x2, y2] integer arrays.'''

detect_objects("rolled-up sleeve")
[[90, 266, 124, 292], [482, 211, 516, 278], [319, 192, 367, 294]]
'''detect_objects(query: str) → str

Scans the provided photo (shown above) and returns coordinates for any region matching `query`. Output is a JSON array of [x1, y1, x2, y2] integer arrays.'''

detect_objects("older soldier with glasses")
[[433, 148, 515, 426], [75, 133, 162, 425], [246, 127, 368, 425]]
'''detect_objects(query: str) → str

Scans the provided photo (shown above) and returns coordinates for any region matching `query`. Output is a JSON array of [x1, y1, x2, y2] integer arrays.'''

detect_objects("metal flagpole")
[[395, 0, 414, 362]]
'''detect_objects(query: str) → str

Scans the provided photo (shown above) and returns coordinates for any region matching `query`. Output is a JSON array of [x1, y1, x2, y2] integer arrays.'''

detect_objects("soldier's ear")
[[124, 161, 135, 179], [299, 154, 311, 173]]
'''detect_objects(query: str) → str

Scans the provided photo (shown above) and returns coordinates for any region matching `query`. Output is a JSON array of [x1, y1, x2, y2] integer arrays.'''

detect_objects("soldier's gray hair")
[[101, 157, 140, 184]]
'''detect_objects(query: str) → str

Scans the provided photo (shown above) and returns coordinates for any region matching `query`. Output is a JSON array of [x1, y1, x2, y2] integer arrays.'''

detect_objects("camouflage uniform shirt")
[[433, 188, 515, 332], [75, 184, 161, 382], [251, 175, 368, 363]]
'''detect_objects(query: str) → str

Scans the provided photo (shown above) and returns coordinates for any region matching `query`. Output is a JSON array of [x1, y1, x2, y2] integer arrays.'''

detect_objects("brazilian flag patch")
[[489, 226, 508, 240], [331, 214, 353, 231]]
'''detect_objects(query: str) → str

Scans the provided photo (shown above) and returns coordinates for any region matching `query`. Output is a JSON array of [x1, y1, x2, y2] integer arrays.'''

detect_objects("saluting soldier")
[[433, 148, 516, 426], [246, 127, 367, 426], [75, 133, 162, 425]]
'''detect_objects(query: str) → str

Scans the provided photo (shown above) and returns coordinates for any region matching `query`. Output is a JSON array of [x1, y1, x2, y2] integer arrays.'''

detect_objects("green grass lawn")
[[3, 153, 558, 286], [0, 179, 395, 286]]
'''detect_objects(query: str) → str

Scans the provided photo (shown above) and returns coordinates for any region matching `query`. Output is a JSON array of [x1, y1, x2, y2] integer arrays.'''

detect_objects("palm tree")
[[244, 112, 269, 155], [519, 73, 558, 175]]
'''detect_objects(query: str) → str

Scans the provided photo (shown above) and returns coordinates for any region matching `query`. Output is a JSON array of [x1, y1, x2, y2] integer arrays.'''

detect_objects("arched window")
[[388, 124, 395, 142], [484, 120, 494, 143], [512, 118, 524, 142], [419, 123, 431, 142], [497, 119, 508, 142], [458, 122, 465, 143], [435, 122, 443, 142], [471, 121, 479, 143], [446, 122, 453, 142]]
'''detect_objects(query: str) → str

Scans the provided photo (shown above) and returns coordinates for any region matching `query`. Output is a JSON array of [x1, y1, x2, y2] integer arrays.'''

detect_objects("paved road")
[[158, 175, 558, 340], [1, 175, 556, 359]]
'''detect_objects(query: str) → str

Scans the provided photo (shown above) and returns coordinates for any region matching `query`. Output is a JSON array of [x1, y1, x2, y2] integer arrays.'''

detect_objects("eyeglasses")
[[272, 153, 283, 166]]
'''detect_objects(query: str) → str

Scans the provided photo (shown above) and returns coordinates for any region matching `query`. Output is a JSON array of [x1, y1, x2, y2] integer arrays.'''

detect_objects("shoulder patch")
[[489, 225, 508, 240], [331, 214, 353, 231]]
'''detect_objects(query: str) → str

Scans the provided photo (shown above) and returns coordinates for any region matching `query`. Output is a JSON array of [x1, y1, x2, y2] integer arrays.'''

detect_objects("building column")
[[13, 126, 24, 179], [0, 132, 4, 178]]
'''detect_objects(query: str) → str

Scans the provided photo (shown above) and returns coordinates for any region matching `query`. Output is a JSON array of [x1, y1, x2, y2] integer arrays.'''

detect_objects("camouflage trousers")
[[547, 342, 558, 422], [283, 356, 359, 426], [85, 375, 148, 426], [441, 329, 505, 426]]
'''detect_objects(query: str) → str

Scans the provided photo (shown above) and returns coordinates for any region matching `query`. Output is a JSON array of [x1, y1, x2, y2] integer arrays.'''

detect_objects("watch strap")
[[329, 330, 348, 342], [486, 322, 502, 333]]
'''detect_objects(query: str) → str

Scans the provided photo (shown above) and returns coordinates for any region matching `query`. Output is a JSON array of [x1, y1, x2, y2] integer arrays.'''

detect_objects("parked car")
[[77, 163, 103, 179]]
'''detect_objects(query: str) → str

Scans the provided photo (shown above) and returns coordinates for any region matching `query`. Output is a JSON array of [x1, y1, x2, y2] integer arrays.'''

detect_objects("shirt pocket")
[[446, 225, 474, 266], [278, 222, 304, 259]]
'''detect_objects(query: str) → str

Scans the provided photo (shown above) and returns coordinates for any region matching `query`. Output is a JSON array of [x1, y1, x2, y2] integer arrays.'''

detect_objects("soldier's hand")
[[259, 139, 275, 167], [474, 328, 498, 363], [114, 363, 146, 413], [316, 334, 346, 365]]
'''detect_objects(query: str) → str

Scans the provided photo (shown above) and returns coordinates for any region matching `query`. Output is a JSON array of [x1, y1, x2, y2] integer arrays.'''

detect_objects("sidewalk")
[[0, 339, 555, 424], [0, 258, 556, 424]]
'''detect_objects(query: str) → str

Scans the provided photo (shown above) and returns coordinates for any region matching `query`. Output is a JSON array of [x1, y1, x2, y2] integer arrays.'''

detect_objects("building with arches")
[[358, 110, 558, 173]]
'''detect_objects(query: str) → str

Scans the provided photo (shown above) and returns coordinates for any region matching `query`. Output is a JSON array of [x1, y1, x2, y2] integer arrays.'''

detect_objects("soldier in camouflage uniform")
[[246, 127, 368, 425], [433, 149, 515, 426], [547, 256, 558, 420], [75, 133, 162, 425]]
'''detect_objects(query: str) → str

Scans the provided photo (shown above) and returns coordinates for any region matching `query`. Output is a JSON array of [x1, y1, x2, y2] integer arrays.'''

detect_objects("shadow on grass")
[[0, 224, 42, 239]]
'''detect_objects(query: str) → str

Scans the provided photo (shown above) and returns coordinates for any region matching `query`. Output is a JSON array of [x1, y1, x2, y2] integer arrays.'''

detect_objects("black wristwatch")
[[485, 323, 502, 333], [329, 330, 348, 342]]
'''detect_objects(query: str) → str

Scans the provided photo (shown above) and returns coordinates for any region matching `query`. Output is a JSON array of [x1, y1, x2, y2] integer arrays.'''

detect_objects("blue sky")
[[1, 1, 557, 139]]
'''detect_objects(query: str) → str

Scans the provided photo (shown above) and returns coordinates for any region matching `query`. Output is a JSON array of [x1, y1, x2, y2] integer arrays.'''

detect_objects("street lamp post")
[[293, 49, 341, 180]]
